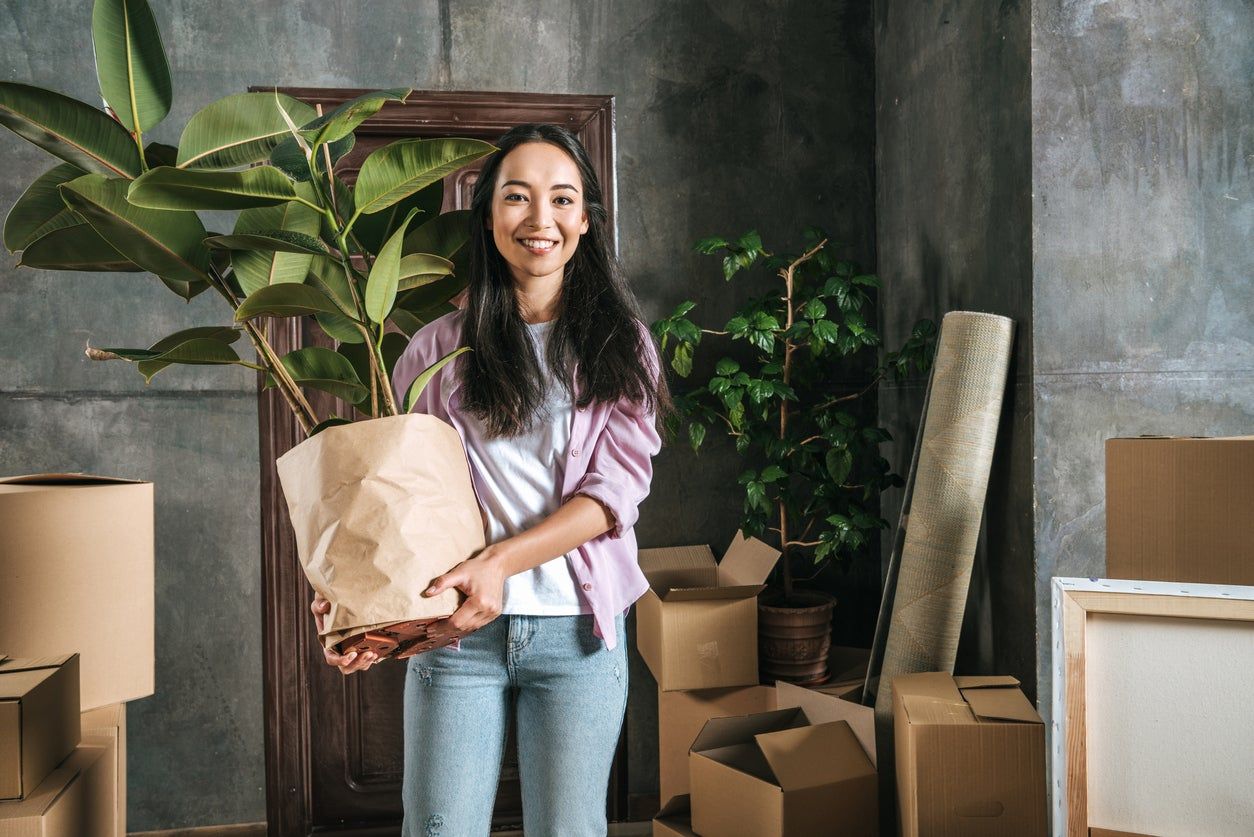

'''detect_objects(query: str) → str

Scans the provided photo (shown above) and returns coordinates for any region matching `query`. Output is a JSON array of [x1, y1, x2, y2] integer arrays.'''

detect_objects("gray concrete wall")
[[874, 0, 1035, 691], [1031, 0, 1253, 719], [0, 1, 875, 828]]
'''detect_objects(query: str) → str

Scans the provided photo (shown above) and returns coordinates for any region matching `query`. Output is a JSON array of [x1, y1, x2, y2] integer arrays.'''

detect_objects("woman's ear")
[[580, 213, 589, 235]]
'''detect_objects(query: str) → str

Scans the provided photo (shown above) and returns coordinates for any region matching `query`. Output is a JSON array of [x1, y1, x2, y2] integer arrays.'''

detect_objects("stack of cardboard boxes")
[[638, 533, 879, 836], [0, 475, 154, 835]]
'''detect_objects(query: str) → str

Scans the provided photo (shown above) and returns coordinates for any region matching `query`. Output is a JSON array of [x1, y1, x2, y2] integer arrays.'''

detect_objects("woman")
[[311, 122, 671, 836]]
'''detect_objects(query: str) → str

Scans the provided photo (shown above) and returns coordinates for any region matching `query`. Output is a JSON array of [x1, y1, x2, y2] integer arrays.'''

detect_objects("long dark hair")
[[460, 123, 673, 437]]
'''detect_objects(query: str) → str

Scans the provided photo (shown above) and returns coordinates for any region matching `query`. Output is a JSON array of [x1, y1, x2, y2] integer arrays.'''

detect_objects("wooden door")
[[254, 88, 622, 836]]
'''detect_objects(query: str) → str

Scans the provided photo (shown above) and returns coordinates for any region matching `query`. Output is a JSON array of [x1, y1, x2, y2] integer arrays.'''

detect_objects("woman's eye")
[[555, 196, 573, 206], [504, 194, 525, 202]]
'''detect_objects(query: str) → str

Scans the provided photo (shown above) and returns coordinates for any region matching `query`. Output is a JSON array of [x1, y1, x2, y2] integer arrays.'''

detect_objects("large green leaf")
[[275, 347, 367, 403], [92, 0, 172, 134], [18, 222, 139, 271], [177, 92, 316, 169], [128, 165, 298, 211], [303, 88, 410, 148], [353, 179, 443, 255], [354, 138, 496, 217], [396, 253, 454, 290], [95, 326, 243, 383], [315, 310, 366, 344], [57, 173, 212, 292], [0, 82, 142, 177], [4, 162, 87, 251], [396, 273, 466, 311], [404, 346, 470, 413], [142, 141, 178, 167], [306, 254, 356, 311], [229, 181, 323, 297], [270, 130, 354, 183], [402, 209, 471, 259], [234, 283, 342, 321], [205, 231, 328, 256], [364, 207, 422, 324]]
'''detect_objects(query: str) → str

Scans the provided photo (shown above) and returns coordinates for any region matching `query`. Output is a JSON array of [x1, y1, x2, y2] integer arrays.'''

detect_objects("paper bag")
[[275, 413, 486, 650]]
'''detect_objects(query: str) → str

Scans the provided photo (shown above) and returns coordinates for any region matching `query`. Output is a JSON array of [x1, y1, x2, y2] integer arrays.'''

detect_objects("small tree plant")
[[652, 227, 935, 603]]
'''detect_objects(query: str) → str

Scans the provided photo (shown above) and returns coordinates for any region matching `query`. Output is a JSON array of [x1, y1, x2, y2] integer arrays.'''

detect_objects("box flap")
[[892, 671, 964, 703], [960, 683, 1042, 724], [953, 675, 1020, 690], [0, 668, 57, 701], [656, 795, 692, 818], [0, 654, 75, 675], [0, 473, 147, 486], [900, 694, 976, 725], [774, 680, 877, 767], [717, 532, 780, 587], [755, 720, 874, 791], [660, 583, 765, 602], [638, 545, 718, 592], [690, 706, 805, 754]]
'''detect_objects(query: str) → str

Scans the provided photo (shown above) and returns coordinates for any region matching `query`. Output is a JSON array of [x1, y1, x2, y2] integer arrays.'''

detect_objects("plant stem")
[[776, 237, 827, 602], [815, 372, 884, 411], [206, 267, 317, 434]]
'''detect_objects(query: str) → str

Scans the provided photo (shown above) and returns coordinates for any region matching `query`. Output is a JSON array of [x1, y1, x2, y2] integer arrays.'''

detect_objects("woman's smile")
[[518, 236, 559, 255]]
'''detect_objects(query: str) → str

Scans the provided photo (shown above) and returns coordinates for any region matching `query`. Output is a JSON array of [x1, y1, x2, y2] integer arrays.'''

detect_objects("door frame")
[[253, 86, 622, 835]]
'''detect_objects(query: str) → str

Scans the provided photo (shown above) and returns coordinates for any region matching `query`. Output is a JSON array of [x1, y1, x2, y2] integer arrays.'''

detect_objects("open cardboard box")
[[81, 704, 125, 837], [893, 672, 1046, 837], [636, 532, 780, 691], [0, 655, 80, 801], [688, 705, 877, 837], [0, 474, 154, 710]]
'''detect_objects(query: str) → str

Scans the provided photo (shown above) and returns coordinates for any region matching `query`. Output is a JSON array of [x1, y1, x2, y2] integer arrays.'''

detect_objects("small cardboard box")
[[892, 672, 1046, 837], [0, 655, 80, 801], [0, 475, 155, 710], [0, 739, 110, 837], [652, 794, 697, 837], [1106, 436, 1254, 585], [80, 704, 125, 837], [636, 533, 780, 691], [689, 706, 877, 837], [657, 684, 775, 801]]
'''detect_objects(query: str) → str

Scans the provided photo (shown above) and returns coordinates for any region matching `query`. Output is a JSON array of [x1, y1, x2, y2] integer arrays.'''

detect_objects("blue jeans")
[[401, 612, 629, 836]]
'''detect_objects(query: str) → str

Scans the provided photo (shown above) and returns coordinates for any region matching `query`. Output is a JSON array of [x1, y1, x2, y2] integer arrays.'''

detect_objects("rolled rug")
[[873, 311, 1013, 719]]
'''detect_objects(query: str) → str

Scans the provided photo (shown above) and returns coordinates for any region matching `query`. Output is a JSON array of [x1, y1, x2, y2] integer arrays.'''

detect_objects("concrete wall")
[[0, 1, 875, 828], [1031, 0, 1253, 716], [874, 0, 1035, 690]]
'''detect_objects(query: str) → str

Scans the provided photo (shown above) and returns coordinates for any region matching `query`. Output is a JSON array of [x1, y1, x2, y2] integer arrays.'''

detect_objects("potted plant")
[[651, 227, 935, 684], [0, 0, 497, 659]]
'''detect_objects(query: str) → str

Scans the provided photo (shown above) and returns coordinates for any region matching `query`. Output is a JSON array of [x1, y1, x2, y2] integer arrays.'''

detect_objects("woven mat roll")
[[873, 311, 1014, 723]]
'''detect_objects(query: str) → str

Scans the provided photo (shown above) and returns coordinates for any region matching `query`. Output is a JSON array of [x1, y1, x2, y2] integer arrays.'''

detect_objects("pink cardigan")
[[390, 309, 662, 650]]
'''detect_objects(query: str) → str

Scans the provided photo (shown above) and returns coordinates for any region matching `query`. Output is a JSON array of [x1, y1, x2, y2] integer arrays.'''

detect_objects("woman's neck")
[[512, 271, 563, 324]]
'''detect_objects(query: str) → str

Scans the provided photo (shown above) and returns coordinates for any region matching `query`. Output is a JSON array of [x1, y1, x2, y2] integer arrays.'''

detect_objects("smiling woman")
[[319, 123, 675, 837]]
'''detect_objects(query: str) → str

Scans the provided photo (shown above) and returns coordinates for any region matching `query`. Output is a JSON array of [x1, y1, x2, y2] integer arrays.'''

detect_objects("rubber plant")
[[652, 227, 937, 605], [0, 0, 494, 434]]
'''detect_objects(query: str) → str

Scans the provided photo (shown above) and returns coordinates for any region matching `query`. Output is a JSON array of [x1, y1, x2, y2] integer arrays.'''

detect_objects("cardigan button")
[[582, 583, 592, 591], [571, 447, 581, 457]]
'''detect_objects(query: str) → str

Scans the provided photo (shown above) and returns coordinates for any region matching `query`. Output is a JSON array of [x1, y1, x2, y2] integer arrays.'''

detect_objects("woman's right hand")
[[311, 592, 379, 675]]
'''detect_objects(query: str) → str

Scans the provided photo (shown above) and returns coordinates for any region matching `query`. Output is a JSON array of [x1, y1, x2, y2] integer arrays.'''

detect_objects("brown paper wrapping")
[[275, 413, 486, 650]]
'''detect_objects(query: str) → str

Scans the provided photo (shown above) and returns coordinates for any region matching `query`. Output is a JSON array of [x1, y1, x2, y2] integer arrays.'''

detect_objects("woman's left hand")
[[422, 545, 511, 635]]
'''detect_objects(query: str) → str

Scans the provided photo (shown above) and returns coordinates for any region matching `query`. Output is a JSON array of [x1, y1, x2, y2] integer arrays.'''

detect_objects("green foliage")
[[652, 227, 937, 595], [0, 0, 498, 434]]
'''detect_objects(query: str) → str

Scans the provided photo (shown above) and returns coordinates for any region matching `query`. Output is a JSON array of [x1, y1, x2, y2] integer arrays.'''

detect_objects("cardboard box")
[[80, 704, 124, 837], [653, 794, 697, 837], [689, 706, 877, 837], [892, 673, 1046, 837], [657, 685, 775, 801], [1106, 436, 1254, 585], [0, 655, 80, 801], [0, 740, 110, 837], [0, 474, 154, 710], [637, 533, 780, 690]]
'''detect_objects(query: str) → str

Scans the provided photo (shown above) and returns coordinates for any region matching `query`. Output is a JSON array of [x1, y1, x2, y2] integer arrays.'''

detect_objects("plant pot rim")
[[758, 588, 836, 613]]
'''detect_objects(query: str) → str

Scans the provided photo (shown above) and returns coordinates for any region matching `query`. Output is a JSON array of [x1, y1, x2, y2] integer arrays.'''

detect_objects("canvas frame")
[[1050, 576, 1254, 837]]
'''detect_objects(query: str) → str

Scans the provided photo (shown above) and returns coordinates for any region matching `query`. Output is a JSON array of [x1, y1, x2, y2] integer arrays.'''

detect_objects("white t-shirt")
[[459, 319, 590, 615]]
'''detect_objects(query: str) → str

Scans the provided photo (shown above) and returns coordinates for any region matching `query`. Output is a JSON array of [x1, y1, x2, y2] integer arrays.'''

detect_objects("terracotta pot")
[[758, 589, 836, 686]]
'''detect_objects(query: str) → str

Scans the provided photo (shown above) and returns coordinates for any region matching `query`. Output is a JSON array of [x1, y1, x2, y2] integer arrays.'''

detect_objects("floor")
[[131, 822, 653, 836]]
